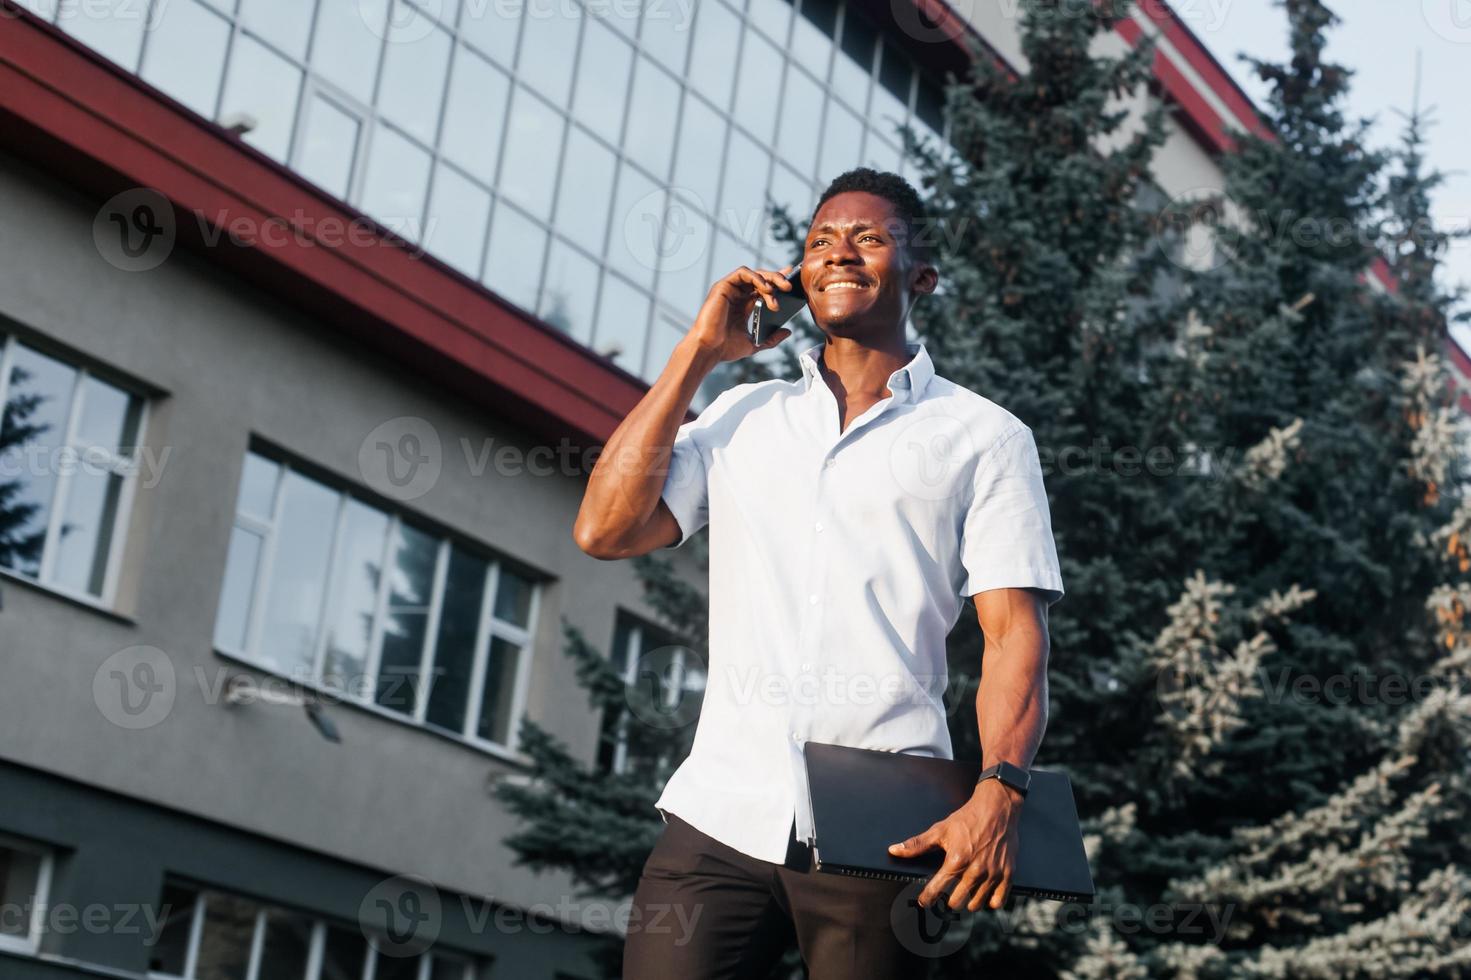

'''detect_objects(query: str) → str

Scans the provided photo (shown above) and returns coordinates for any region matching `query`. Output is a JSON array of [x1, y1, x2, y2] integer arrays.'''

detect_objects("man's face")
[[800, 190, 937, 341]]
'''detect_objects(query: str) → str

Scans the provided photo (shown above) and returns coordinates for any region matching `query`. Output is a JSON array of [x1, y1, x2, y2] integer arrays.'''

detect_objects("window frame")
[[0, 833, 54, 957], [0, 334, 148, 611], [214, 448, 541, 763], [603, 610, 701, 777], [146, 879, 484, 980]]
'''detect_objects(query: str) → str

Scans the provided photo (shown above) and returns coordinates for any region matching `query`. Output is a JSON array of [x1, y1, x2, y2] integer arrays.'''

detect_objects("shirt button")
[[791, 732, 802, 743], [814, 522, 824, 532], [808, 594, 819, 605], [801, 663, 812, 672], [823, 458, 835, 469]]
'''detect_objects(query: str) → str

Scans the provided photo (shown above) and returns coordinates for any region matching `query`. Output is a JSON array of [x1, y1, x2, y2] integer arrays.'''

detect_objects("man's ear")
[[911, 259, 939, 297]]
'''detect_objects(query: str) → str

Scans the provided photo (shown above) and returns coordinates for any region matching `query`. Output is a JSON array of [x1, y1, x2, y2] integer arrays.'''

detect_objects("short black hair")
[[811, 167, 933, 264]]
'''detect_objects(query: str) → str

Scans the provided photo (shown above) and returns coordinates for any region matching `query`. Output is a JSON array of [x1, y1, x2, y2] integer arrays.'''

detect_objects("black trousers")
[[622, 812, 928, 980]]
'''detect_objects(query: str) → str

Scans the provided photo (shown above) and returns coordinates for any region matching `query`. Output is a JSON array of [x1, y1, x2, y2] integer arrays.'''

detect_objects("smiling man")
[[574, 168, 1064, 979]]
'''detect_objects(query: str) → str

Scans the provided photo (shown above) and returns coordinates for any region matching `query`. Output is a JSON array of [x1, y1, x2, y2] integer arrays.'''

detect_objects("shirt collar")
[[798, 340, 934, 404]]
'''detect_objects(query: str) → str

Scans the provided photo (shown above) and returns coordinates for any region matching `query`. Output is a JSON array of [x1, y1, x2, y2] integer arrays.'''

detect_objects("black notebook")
[[803, 741, 1095, 903]]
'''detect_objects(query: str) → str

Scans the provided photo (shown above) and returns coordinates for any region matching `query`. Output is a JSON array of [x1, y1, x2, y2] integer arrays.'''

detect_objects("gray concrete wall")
[[0, 145, 698, 935]]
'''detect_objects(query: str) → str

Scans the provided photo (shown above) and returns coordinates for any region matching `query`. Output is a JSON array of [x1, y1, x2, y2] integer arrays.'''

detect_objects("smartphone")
[[746, 266, 807, 346]]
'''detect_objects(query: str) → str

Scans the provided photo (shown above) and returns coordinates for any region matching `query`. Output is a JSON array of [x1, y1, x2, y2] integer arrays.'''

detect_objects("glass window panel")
[[687, 0, 739, 111], [440, 46, 510, 184], [429, 953, 471, 980], [915, 76, 945, 135], [258, 472, 338, 676], [671, 93, 724, 212], [146, 883, 199, 975], [482, 201, 547, 312], [13, 0, 59, 18], [137, 0, 230, 117], [218, 35, 303, 163], [639, 0, 691, 74], [359, 125, 432, 237], [653, 196, 713, 318], [572, 19, 632, 146], [319, 924, 366, 980], [321, 499, 391, 695], [459, 0, 519, 66], [538, 239, 600, 343], [791, 0, 837, 79], [768, 163, 812, 242], [239, 0, 316, 60], [236, 453, 279, 520], [378, 8, 452, 146], [58, 0, 147, 71], [706, 231, 752, 295], [214, 526, 263, 652], [297, 95, 361, 200], [874, 40, 912, 134], [313, 0, 388, 104], [643, 312, 687, 383], [374, 524, 438, 715], [425, 546, 488, 734], [194, 892, 258, 980], [257, 909, 313, 980], [555, 127, 617, 255], [412, 0, 459, 25], [718, 128, 770, 242], [476, 635, 522, 744], [493, 567, 534, 626], [864, 133, 902, 175], [51, 467, 123, 596], [623, 57, 679, 180], [819, 99, 864, 183], [746, 0, 791, 44], [373, 952, 423, 980], [0, 846, 42, 940], [604, 164, 659, 289], [0, 345, 76, 579], [424, 164, 493, 278], [498, 86, 565, 221], [593, 274, 652, 372], [732, 29, 782, 146], [775, 65, 823, 179], [833, 7, 875, 112], [516, 3, 581, 106], [74, 376, 140, 457]]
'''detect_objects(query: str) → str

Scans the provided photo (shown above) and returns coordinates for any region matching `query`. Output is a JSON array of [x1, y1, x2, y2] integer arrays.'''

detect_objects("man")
[[573, 168, 1064, 979]]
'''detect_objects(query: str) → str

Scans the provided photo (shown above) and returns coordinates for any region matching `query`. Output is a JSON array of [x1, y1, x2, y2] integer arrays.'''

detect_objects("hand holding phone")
[[747, 265, 808, 346]]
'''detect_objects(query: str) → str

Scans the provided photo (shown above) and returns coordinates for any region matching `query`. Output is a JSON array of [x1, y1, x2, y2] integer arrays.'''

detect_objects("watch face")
[[997, 762, 1031, 792]]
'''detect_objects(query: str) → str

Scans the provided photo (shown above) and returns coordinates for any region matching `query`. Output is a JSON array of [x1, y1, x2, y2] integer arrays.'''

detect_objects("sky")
[[1167, 0, 1471, 348]]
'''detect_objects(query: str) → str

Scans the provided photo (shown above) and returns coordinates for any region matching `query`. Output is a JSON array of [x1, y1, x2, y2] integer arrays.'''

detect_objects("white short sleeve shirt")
[[654, 340, 1064, 863]]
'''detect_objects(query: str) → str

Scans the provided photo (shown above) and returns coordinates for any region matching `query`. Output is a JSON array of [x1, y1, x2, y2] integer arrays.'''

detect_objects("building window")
[[146, 879, 486, 980], [0, 336, 145, 605], [598, 611, 706, 777], [213, 448, 540, 755], [0, 836, 52, 956]]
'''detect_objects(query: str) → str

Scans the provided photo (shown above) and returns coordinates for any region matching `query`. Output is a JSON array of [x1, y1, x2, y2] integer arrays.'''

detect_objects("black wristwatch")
[[976, 761, 1031, 798]]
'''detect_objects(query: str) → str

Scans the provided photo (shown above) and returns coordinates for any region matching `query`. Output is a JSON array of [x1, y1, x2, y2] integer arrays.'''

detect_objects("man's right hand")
[[687, 265, 797, 363]]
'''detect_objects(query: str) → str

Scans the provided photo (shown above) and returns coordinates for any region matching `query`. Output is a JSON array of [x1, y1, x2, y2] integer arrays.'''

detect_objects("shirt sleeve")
[[958, 423, 1064, 606], [658, 388, 730, 550]]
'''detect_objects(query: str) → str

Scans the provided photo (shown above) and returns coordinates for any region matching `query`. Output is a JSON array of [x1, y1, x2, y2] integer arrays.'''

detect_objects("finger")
[[889, 827, 938, 857], [738, 268, 780, 310], [967, 865, 1006, 912], [981, 876, 1010, 912], [949, 863, 987, 911], [916, 868, 958, 909]]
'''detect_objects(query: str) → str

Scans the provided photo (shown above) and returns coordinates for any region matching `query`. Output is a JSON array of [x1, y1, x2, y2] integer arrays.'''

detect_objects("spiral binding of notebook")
[[820, 862, 1088, 901]]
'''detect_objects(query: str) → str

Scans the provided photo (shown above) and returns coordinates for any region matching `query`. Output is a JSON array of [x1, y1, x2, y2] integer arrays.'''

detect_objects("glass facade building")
[[18, 0, 949, 401]]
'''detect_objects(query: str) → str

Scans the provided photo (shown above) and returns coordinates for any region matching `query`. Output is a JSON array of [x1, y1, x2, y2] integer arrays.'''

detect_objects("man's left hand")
[[887, 779, 1024, 911]]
